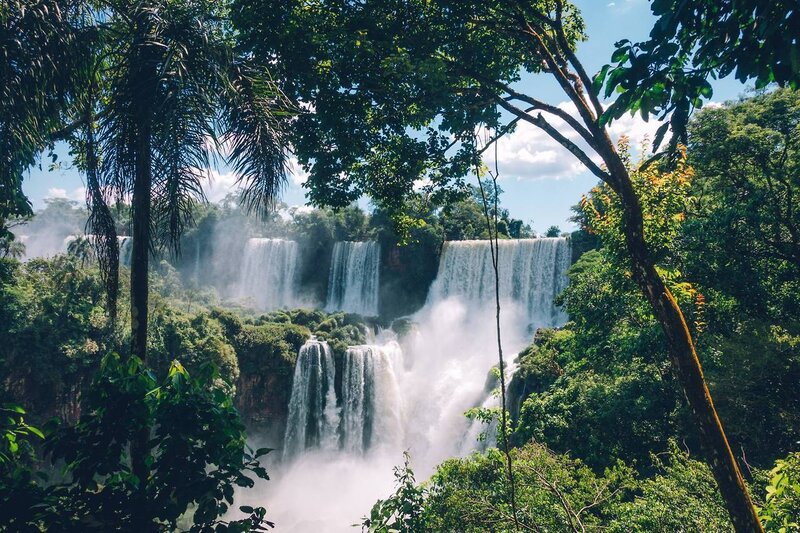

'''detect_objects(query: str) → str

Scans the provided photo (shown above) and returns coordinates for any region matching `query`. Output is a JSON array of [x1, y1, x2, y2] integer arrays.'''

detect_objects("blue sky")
[[23, 0, 751, 234]]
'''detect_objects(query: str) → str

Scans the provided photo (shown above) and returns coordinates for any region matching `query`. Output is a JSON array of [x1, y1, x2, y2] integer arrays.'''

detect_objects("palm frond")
[[220, 62, 292, 217]]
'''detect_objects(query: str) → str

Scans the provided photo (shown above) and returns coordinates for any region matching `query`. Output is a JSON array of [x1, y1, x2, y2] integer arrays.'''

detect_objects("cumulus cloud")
[[199, 168, 240, 203], [198, 158, 309, 205], [46, 186, 86, 202], [482, 101, 663, 182]]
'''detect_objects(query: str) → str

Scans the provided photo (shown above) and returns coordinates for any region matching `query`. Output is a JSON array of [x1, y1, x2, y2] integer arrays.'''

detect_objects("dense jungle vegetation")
[[2, 0, 799, 531]]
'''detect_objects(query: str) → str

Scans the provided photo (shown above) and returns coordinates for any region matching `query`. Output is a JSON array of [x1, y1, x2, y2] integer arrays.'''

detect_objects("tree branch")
[[493, 98, 610, 182]]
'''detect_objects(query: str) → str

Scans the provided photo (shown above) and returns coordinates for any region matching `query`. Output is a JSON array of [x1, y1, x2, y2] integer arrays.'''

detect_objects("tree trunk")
[[127, 25, 158, 525], [130, 130, 151, 364], [611, 168, 763, 532], [129, 117, 152, 502]]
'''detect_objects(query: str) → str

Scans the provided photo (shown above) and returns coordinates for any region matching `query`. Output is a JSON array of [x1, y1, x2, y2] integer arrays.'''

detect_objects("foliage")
[[685, 88, 800, 320], [579, 138, 694, 268], [544, 225, 562, 238], [8, 353, 274, 532], [606, 443, 732, 532], [0, 255, 113, 420], [365, 442, 742, 531], [512, 257, 685, 470], [0, 0, 89, 220], [149, 306, 241, 388], [361, 451, 426, 533], [0, 404, 43, 466], [232, 0, 586, 230], [757, 453, 800, 532], [233, 322, 309, 376], [601, 0, 799, 152]]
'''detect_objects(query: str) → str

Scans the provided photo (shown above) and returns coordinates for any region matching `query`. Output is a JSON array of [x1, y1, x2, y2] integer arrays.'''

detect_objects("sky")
[[22, 0, 752, 234]]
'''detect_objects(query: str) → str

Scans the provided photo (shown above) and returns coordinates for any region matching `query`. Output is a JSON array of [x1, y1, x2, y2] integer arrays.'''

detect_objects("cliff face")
[[236, 372, 293, 426], [4, 369, 89, 426]]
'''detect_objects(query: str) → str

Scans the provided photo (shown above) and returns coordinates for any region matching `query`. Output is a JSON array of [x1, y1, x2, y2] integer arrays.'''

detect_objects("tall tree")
[[80, 0, 290, 366], [232, 0, 763, 529], [3, 0, 290, 497]]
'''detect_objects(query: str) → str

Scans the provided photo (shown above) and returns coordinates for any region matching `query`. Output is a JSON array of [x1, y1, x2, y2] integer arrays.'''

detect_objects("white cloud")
[[483, 101, 663, 182], [46, 186, 86, 202], [287, 157, 309, 186], [198, 158, 308, 204], [199, 168, 240, 203]]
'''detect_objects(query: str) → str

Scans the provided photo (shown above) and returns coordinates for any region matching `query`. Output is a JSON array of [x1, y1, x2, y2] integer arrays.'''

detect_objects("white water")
[[118, 236, 132, 267], [325, 241, 380, 316], [60, 234, 133, 267], [238, 238, 300, 310], [245, 237, 572, 532], [429, 237, 571, 328], [341, 342, 404, 454], [283, 339, 339, 458]]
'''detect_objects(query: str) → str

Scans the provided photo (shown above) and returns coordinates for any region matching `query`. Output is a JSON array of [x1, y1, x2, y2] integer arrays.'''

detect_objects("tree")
[[0, 0, 88, 222], [2, 0, 290, 508], [232, 0, 761, 528], [79, 0, 289, 494], [545, 225, 561, 238], [1, 354, 273, 532], [602, 0, 800, 154], [75, 0, 290, 362], [687, 89, 800, 273]]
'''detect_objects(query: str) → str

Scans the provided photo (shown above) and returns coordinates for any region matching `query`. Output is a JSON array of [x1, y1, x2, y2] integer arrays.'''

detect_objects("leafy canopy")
[[232, 0, 585, 218]]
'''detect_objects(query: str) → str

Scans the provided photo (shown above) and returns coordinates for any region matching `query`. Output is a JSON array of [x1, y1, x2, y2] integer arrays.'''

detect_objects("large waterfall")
[[325, 241, 380, 316], [248, 237, 573, 532], [283, 339, 339, 458], [238, 238, 299, 310], [428, 237, 571, 329]]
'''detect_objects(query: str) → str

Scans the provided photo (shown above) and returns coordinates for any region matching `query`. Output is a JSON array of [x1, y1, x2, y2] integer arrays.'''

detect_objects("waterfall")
[[267, 237, 573, 529], [341, 342, 404, 454], [62, 234, 133, 266], [118, 236, 132, 267], [193, 237, 201, 283], [283, 339, 339, 458], [428, 237, 571, 329], [238, 238, 299, 310], [325, 241, 380, 316]]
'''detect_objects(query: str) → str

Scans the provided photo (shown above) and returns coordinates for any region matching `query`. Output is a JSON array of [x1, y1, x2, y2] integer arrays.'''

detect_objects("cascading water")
[[118, 236, 132, 267], [428, 237, 571, 329], [238, 238, 299, 310], [325, 241, 380, 316], [283, 339, 339, 458], [341, 342, 404, 454], [251, 237, 572, 532]]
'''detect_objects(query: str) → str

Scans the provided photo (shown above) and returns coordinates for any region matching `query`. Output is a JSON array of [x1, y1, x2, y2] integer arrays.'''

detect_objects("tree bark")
[[130, 127, 151, 365], [611, 167, 763, 532], [128, 22, 158, 526]]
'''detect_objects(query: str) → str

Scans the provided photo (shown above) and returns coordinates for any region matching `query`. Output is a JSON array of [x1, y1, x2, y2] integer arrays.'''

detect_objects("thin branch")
[[474, 134, 520, 531]]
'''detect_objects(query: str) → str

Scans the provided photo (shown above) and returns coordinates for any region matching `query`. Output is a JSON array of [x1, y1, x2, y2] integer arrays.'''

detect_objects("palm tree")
[[71, 0, 290, 365], [74, 1, 290, 492], [66, 234, 94, 266], [3, 1, 289, 501]]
